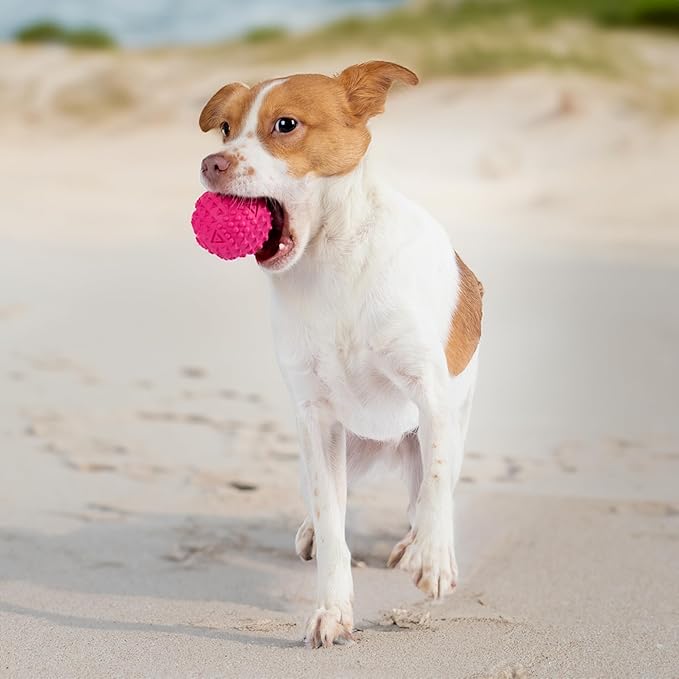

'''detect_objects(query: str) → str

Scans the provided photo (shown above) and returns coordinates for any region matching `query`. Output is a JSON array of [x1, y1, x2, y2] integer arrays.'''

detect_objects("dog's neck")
[[313, 157, 378, 247], [276, 156, 385, 292]]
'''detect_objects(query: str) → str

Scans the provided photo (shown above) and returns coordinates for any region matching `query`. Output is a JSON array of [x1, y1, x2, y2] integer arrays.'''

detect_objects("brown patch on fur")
[[200, 83, 250, 133], [199, 82, 272, 134], [257, 62, 418, 177], [256, 74, 370, 177], [337, 61, 419, 120], [446, 254, 483, 376], [198, 62, 418, 178]]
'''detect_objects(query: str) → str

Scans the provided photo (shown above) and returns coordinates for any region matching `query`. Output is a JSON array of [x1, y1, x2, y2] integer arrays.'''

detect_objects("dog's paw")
[[304, 605, 354, 649], [295, 518, 315, 561], [387, 528, 458, 599]]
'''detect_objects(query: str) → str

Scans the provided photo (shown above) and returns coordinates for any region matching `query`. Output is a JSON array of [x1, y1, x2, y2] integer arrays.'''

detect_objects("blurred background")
[[1, 1, 678, 677]]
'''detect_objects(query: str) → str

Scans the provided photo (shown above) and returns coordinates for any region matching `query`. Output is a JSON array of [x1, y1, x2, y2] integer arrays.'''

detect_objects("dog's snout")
[[201, 153, 230, 183]]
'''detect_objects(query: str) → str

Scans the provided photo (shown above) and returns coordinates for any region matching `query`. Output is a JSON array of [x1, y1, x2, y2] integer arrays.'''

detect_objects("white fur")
[[203, 89, 480, 648]]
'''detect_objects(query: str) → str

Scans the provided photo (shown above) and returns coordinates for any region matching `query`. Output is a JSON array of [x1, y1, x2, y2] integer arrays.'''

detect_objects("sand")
[[1, 45, 679, 678]]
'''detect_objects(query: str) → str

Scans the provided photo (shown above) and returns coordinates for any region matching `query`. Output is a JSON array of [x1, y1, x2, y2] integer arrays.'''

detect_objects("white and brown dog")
[[198, 61, 483, 648]]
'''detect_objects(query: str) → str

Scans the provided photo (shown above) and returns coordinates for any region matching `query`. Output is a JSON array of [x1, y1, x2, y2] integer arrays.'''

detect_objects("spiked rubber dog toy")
[[191, 192, 272, 260]]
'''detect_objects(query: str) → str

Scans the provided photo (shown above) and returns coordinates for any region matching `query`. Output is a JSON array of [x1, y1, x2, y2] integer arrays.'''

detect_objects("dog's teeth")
[[279, 243, 285, 250]]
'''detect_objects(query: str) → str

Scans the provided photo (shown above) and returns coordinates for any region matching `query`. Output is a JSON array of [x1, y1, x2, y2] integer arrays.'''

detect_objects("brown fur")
[[199, 82, 254, 133], [337, 61, 419, 120], [257, 74, 371, 177], [198, 61, 418, 178], [446, 254, 483, 376]]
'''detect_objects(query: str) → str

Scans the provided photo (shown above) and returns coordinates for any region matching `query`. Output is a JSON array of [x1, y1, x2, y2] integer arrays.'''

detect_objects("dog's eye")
[[274, 117, 298, 134], [220, 122, 230, 137]]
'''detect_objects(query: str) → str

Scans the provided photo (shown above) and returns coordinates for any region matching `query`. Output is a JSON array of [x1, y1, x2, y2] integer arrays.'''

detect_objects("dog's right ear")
[[199, 82, 249, 132]]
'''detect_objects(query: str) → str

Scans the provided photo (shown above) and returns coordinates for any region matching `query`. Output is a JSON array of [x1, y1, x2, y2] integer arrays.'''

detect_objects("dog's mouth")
[[256, 198, 295, 268]]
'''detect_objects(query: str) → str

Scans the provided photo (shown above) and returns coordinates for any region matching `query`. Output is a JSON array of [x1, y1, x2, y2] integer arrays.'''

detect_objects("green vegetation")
[[454, 0, 679, 30], [14, 20, 116, 49], [311, 0, 679, 44], [242, 25, 288, 44], [231, 0, 679, 80]]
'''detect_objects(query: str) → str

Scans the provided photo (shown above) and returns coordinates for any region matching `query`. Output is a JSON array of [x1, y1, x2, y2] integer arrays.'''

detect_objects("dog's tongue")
[[191, 192, 272, 261]]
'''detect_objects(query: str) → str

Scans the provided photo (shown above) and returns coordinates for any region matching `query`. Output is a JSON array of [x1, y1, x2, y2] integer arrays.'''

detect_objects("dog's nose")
[[201, 153, 230, 183]]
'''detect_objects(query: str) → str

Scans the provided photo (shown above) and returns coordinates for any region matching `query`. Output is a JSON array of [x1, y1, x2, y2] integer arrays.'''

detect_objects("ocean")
[[1, 0, 404, 47]]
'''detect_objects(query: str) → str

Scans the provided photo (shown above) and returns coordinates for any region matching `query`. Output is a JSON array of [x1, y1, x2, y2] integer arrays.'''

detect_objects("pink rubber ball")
[[191, 192, 272, 260]]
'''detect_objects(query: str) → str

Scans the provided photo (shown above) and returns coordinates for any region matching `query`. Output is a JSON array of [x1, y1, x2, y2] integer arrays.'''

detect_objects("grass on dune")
[[14, 20, 116, 48], [13, 1, 679, 75], [238, 9, 633, 79], [455, 0, 679, 30], [312, 0, 679, 37]]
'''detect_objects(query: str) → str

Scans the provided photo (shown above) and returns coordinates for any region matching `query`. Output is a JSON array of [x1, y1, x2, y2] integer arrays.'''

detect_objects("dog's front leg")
[[388, 359, 459, 599], [296, 400, 353, 648]]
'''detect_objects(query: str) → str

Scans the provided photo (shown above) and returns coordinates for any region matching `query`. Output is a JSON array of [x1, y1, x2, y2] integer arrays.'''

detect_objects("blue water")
[[1, 0, 404, 46]]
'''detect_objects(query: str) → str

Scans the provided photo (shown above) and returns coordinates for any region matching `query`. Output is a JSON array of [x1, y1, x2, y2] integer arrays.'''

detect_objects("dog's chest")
[[305, 321, 418, 441]]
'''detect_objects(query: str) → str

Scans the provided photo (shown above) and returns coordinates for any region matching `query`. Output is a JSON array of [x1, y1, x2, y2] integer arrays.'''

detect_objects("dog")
[[198, 61, 483, 648]]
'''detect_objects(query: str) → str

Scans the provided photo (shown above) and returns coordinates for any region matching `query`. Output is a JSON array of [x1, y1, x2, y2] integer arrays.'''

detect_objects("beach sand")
[[1, 46, 678, 677]]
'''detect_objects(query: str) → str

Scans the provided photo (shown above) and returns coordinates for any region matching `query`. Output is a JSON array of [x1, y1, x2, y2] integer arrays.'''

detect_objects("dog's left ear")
[[337, 61, 419, 121]]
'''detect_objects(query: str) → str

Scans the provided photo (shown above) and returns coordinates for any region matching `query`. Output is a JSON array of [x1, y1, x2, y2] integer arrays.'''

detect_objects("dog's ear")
[[199, 82, 249, 132], [337, 61, 418, 121]]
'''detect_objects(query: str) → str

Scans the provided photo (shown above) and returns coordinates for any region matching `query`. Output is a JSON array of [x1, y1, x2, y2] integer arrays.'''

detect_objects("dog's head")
[[198, 61, 418, 273]]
